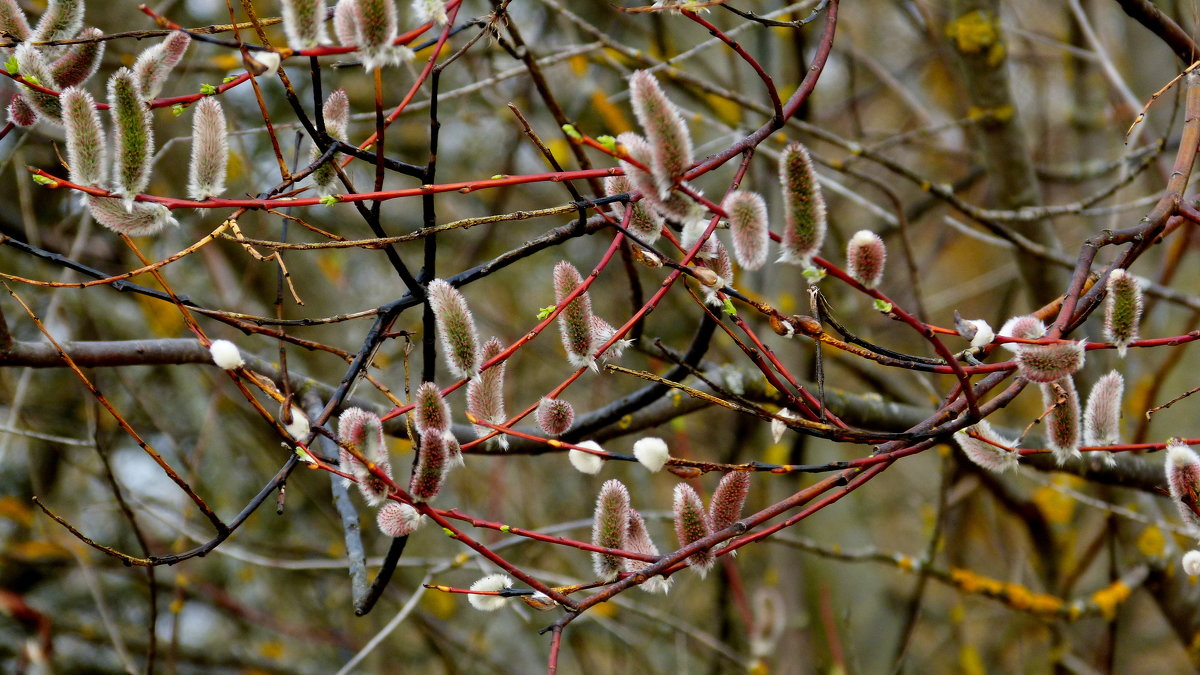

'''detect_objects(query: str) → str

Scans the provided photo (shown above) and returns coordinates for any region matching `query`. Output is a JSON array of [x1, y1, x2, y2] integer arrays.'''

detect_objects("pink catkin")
[[536, 397, 574, 436], [427, 279, 481, 379], [7, 94, 36, 127], [31, 0, 83, 44], [999, 315, 1046, 351], [333, 0, 358, 46], [617, 132, 701, 225], [1083, 370, 1124, 448], [846, 230, 886, 289], [86, 196, 178, 236], [953, 420, 1019, 474], [410, 431, 448, 502], [281, 0, 330, 49], [413, 382, 450, 434], [0, 0, 31, 41], [553, 261, 596, 370], [338, 407, 393, 506], [592, 479, 631, 580], [723, 190, 769, 270], [604, 174, 663, 244], [377, 502, 421, 537], [625, 509, 670, 594], [133, 31, 191, 99], [1041, 379, 1081, 465], [708, 471, 751, 533], [629, 70, 693, 198], [467, 337, 507, 444], [16, 44, 62, 124], [1104, 269, 1142, 357], [108, 67, 152, 209], [50, 27, 104, 88], [589, 315, 630, 362], [61, 87, 106, 187], [1166, 442, 1200, 532], [351, 0, 401, 71], [673, 483, 714, 576], [1016, 341, 1085, 383], [313, 89, 350, 195], [777, 142, 826, 266], [187, 97, 228, 201]]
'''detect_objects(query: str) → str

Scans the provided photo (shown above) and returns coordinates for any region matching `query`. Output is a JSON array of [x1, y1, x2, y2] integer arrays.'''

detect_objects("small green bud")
[[4, 55, 17, 75], [500, 524, 511, 533], [490, 174, 504, 180], [32, 174, 58, 187], [561, 123, 582, 141], [222, 75, 237, 84], [722, 298, 737, 315], [199, 83, 217, 95], [23, 73, 40, 86], [294, 446, 315, 464], [536, 306, 555, 320], [320, 194, 340, 206], [873, 299, 892, 313], [597, 135, 617, 153], [442, 527, 456, 538], [170, 103, 185, 117], [802, 266, 825, 283]]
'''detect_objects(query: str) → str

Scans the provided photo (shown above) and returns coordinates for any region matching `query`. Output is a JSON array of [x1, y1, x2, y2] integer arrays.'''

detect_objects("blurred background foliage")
[[2, 0, 1200, 672]]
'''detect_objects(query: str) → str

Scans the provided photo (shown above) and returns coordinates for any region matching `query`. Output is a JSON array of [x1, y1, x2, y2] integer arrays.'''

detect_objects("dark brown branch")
[[1113, 0, 1199, 64]]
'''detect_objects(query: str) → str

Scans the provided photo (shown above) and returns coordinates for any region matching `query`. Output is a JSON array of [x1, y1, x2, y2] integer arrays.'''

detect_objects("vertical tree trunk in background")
[[945, 0, 1067, 303]]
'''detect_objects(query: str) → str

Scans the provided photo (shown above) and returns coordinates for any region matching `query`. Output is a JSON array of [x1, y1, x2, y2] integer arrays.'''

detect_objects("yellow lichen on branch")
[[945, 10, 1005, 67]]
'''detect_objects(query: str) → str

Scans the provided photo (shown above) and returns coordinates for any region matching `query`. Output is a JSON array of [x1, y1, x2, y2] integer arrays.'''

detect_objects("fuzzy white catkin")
[[376, 502, 422, 537], [998, 315, 1045, 352], [1183, 550, 1200, 576], [281, 0, 329, 49], [208, 339, 244, 369], [32, 0, 83, 44], [633, 437, 669, 472], [250, 51, 281, 77], [61, 87, 106, 187], [468, 574, 513, 611], [282, 405, 310, 439], [967, 319, 994, 349], [569, 441, 604, 474], [412, 0, 448, 25], [187, 97, 228, 201], [133, 31, 191, 100], [86, 197, 178, 236]]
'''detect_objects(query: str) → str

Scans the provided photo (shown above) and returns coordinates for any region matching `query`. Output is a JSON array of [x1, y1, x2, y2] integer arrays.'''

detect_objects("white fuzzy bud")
[[246, 51, 281, 78], [282, 404, 310, 439], [569, 441, 605, 475], [1183, 550, 1200, 576], [208, 339, 244, 370], [771, 409, 800, 444], [467, 574, 513, 611], [967, 320, 994, 349], [632, 437, 670, 472]]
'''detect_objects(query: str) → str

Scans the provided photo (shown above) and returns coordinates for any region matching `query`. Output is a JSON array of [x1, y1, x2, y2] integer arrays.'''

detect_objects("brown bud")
[[692, 267, 719, 287], [667, 464, 702, 479], [792, 315, 822, 336], [520, 593, 559, 611], [769, 314, 790, 336], [632, 246, 663, 268]]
